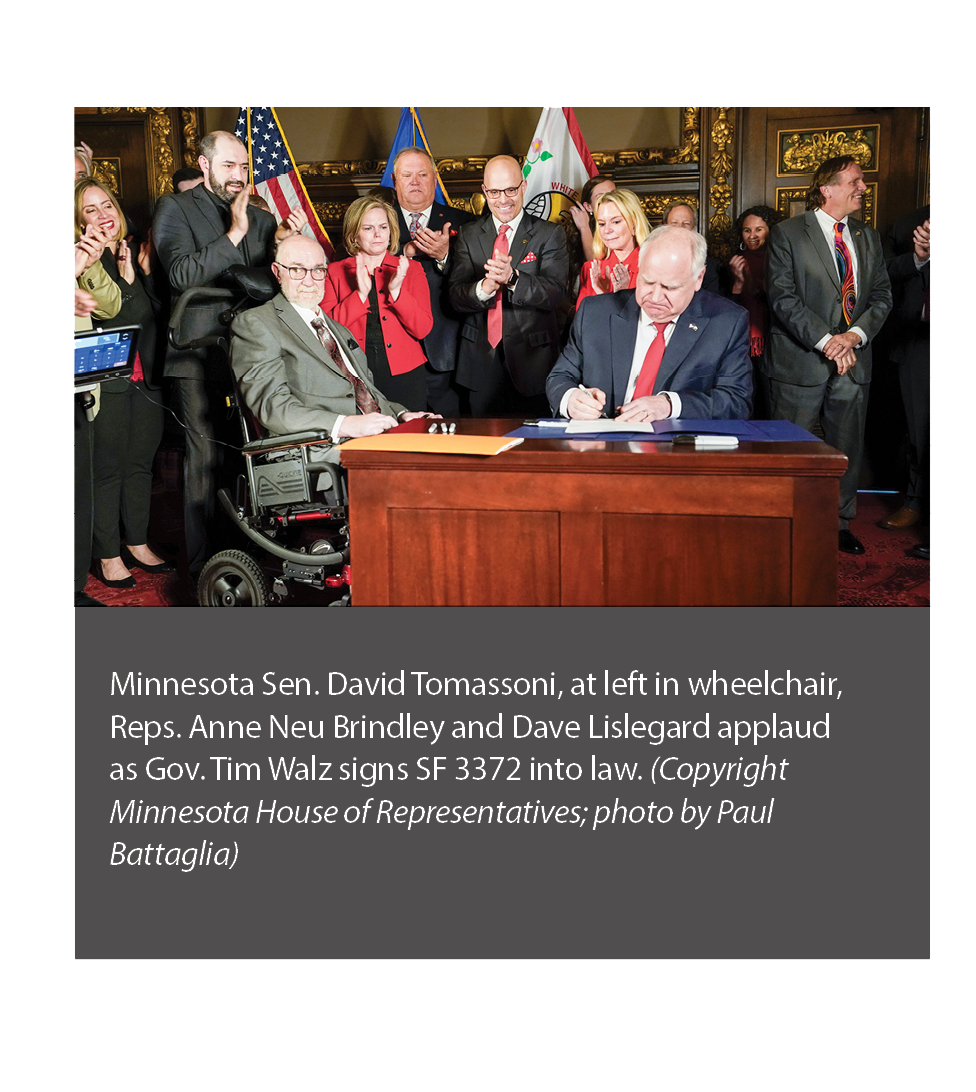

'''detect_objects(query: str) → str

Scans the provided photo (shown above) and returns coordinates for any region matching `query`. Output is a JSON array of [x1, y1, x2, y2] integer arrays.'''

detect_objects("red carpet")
[[84, 449, 929, 608]]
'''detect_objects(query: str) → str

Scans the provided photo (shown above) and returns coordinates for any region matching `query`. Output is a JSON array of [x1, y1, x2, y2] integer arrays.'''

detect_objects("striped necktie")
[[833, 221, 856, 326], [311, 317, 380, 415]]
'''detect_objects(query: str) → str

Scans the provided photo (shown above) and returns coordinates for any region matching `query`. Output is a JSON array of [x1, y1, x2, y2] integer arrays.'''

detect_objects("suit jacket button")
[[382, 315, 387, 320]]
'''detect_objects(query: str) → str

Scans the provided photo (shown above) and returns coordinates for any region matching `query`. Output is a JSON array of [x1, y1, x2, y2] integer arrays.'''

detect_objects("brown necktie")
[[311, 317, 380, 415]]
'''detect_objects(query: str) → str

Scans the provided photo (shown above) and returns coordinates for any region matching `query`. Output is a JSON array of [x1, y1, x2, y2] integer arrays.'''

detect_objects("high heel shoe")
[[93, 561, 136, 589], [121, 546, 175, 573]]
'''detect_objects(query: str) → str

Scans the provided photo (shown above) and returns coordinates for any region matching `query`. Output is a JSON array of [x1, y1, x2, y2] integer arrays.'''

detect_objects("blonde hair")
[[591, 189, 649, 260], [343, 196, 400, 256], [75, 179, 126, 243]]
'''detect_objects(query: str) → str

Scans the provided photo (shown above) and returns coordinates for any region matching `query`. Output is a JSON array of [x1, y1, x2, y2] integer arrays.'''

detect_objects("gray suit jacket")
[[230, 295, 405, 448], [153, 185, 277, 379], [765, 211, 892, 386]]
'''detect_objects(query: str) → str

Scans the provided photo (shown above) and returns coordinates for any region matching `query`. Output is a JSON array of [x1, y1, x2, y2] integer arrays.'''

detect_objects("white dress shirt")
[[475, 211, 526, 301], [559, 307, 683, 419]]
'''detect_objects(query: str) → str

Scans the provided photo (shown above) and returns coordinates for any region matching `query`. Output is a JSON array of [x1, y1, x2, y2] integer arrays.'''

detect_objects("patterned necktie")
[[408, 211, 422, 239], [487, 224, 510, 349], [833, 221, 857, 326], [632, 322, 671, 400], [311, 317, 380, 416]]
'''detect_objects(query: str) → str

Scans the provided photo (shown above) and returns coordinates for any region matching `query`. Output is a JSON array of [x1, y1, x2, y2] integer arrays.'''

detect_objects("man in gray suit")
[[231, 235, 436, 465], [766, 155, 892, 554]]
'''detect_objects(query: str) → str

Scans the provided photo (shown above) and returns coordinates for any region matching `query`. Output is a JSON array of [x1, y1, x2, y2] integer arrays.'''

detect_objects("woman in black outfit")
[[75, 179, 171, 586]]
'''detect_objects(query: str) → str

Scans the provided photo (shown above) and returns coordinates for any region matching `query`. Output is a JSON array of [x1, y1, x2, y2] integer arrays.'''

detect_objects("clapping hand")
[[412, 222, 451, 262], [388, 254, 410, 300]]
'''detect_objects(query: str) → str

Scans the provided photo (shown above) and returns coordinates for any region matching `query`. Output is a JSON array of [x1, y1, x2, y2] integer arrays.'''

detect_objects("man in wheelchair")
[[193, 234, 437, 606], [231, 234, 437, 459]]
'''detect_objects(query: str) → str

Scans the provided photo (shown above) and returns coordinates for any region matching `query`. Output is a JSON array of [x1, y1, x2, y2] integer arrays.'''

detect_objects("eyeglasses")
[[483, 186, 522, 199], [278, 264, 327, 281]]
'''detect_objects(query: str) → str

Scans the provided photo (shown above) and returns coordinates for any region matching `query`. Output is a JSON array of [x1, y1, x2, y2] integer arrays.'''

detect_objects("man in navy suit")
[[390, 146, 474, 415], [547, 225, 752, 421]]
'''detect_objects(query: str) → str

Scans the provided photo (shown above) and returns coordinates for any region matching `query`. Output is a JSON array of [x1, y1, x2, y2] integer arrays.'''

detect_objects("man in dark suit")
[[153, 130, 281, 578], [765, 155, 892, 554], [449, 155, 569, 417], [390, 146, 475, 416], [547, 225, 752, 421], [231, 235, 435, 462], [880, 206, 929, 540]]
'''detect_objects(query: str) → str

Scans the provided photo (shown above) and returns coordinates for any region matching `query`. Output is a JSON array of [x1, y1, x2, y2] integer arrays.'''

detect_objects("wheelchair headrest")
[[228, 265, 278, 303]]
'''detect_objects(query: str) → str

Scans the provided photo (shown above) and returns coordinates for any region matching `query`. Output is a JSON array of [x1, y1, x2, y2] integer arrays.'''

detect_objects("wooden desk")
[[341, 420, 847, 606]]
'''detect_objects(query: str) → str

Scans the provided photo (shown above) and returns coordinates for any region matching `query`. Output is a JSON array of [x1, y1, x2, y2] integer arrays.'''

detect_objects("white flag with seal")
[[521, 107, 598, 224]]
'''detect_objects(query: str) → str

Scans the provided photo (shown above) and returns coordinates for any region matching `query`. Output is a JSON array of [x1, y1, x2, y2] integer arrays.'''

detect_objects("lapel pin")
[[688, 322, 698, 331]]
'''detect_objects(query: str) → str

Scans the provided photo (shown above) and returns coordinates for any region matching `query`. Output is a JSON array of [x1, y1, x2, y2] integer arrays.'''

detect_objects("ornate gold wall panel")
[[98, 107, 201, 202], [775, 183, 877, 228], [703, 108, 736, 259], [777, 126, 879, 176]]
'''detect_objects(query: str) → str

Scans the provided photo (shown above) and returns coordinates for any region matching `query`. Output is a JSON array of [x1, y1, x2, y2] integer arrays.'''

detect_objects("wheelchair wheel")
[[197, 550, 270, 607]]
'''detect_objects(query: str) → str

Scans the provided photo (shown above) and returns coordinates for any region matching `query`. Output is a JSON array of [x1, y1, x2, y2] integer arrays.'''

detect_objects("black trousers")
[[75, 395, 94, 594], [174, 377, 237, 576], [91, 380, 164, 558], [465, 344, 549, 419]]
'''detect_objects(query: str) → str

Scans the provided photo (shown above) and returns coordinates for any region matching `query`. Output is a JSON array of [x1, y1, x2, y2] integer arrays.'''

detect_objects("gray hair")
[[640, 224, 708, 278], [391, 145, 436, 179], [662, 201, 698, 229]]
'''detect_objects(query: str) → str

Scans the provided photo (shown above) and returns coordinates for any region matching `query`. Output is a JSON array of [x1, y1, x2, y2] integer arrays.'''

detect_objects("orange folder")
[[340, 434, 524, 456]]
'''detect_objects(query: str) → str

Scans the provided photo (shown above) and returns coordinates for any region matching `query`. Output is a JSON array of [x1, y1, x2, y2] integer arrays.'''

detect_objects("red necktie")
[[833, 221, 857, 326], [632, 322, 670, 400], [487, 224, 510, 349], [311, 317, 380, 415]]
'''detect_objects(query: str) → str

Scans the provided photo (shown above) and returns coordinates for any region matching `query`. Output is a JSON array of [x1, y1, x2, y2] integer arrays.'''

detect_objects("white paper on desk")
[[564, 419, 658, 434]]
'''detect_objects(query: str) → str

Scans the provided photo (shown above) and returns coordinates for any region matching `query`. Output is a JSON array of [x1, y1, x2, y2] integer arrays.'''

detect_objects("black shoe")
[[92, 561, 136, 589], [75, 591, 108, 607], [121, 546, 176, 573], [910, 543, 930, 561], [838, 530, 865, 555]]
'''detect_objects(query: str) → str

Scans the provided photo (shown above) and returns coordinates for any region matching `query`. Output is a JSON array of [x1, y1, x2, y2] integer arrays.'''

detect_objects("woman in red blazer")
[[576, 188, 650, 306], [322, 196, 433, 410]]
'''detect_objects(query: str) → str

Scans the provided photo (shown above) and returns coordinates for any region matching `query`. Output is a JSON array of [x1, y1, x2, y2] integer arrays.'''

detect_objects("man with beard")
[[153, 130, 299, 580]]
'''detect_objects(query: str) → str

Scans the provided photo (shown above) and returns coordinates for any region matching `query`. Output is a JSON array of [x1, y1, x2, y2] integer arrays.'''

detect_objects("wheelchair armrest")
[[242, 430, 331, 453]]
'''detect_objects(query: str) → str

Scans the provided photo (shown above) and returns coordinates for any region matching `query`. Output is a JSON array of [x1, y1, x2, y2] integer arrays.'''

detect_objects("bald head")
[[483, 155, 525, 223]]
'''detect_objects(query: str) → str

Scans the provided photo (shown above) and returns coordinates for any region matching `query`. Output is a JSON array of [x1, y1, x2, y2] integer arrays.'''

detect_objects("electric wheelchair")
[[168, 270, 351, 607]]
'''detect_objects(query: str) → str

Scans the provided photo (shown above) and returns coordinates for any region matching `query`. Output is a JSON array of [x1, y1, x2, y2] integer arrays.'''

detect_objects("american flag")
[[234, 107, 333, 257]]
